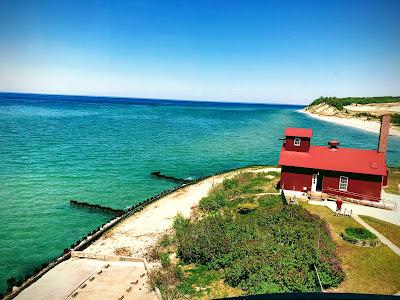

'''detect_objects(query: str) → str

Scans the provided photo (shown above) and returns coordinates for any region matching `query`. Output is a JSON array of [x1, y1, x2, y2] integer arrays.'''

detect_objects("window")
[[339, 176, 348, 191], [294, 138, 301, 146]]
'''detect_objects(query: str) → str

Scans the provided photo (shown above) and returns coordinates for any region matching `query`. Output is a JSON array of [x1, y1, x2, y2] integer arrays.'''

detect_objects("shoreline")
[[83, 166, 280, 258], [299, 109, 400, 137]]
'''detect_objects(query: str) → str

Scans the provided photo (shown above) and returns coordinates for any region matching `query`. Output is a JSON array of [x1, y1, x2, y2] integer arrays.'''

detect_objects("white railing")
[[323, 187, 397, 211]]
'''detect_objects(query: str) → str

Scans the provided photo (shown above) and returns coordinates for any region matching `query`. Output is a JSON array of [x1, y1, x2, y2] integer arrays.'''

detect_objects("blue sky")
[[0, 0, 399, 104]]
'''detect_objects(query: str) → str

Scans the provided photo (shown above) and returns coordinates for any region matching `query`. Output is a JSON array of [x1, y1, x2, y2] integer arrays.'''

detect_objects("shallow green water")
[[0, 93, 399, 292]]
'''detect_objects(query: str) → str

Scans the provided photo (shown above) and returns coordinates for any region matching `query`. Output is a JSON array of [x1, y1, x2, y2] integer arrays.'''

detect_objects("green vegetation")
[[384, 167, 400, 195], [344, 227, 375, 240], [236, 202, 259, 214], [393, 113, 400, 126], [341, 227, 379, 247], [359, 216, 400, 248], [160, 252, 171, 267], [354, 112, 380, 120], [354, 112, 400, 126], [309, 96, 400, 111], [149, 172, 344, 299], [302, 204, 400, 294], [160, 234, 172, 247]]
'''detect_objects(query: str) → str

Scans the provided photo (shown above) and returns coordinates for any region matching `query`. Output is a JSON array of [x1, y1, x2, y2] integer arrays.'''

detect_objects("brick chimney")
[[378, 114, 391, 154]]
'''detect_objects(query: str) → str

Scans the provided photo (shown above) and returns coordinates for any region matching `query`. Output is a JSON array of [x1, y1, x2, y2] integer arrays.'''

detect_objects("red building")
[[278, 115, 391, 202]]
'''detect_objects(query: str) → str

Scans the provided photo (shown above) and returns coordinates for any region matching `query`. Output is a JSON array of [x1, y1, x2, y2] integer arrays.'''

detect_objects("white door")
[[311, 174, 318, 192]]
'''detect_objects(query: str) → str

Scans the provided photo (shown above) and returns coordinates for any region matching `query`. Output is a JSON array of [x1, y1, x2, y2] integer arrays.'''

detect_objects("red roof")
[[278, 145, 387, 176], [284, 128, 313, 138]]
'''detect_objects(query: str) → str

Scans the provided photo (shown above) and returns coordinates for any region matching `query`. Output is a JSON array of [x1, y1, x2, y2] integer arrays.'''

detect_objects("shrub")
[[163, 173, 345, 296], [392, 113, 400, 126], [160, 252, 171, 267], [237, 202, 258, 214], [147, 245, 160, 261], [173, 213, 189, 238], [148, 265, 181, 299], [160, 234, 171, 247], [200, 190, 227, 211], [345, 227, 375, 240], [176, 198, 344, 292], [199, 172, 275, 212], [177, 213, 235, 267], [341, 227, 379, 247], [175, 265, 184, 280]]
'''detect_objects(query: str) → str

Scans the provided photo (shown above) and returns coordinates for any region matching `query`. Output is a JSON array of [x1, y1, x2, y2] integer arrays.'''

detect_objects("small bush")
[[237, 202, 258, 214], [200, 190, 227, 211], [173, 213, 189, 238], [175, 265, 184, 280], [160, 252, 171, 267], [392, 113, 400, 126], [148, 266, 181, 299], [341, 227, 379, 247], [160, 234, 171, 247], [345, 227, 375, 240], [147, 245, 160, 261]]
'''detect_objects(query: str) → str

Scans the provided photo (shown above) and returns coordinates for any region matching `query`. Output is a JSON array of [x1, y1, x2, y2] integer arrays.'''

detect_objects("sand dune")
[[300, 109, 400, 137]]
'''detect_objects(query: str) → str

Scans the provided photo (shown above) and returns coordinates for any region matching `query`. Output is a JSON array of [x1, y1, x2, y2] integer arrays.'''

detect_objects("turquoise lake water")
[[0, 93, 399, 292]]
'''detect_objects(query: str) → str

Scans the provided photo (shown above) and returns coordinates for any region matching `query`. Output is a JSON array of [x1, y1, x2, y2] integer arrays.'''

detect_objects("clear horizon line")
[[0, 90, 307, 106]]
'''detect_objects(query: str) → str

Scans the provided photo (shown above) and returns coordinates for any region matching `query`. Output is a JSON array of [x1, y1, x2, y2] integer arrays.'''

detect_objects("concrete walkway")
[[16, 254, 158, 300], [353, 215, 400, 256], [309, 194, 400, 226]]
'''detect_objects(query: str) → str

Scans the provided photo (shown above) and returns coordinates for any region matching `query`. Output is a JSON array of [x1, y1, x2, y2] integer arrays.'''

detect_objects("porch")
[[306, 188, 397, 212]]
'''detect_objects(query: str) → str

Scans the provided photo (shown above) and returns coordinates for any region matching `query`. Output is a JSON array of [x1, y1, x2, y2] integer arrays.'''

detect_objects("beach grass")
[[359, 215, 400, 248], [302, 204, 400, 295]]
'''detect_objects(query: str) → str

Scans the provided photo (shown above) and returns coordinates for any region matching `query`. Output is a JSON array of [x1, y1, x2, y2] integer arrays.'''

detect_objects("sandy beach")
[[83, 166, 281, 258], [299, 109, 400, 137]]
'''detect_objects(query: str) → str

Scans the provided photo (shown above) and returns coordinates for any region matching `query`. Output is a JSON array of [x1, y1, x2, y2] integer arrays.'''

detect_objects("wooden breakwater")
[[151, 171, 192, 184], [2, 165, 274, 300], [70, 200, 125, 216]]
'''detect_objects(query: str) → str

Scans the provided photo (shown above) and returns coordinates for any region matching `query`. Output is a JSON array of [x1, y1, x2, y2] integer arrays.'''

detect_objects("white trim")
[[311, 174, 318, 192], [339, 176, 348, 191], [294, 138, 301, 146]]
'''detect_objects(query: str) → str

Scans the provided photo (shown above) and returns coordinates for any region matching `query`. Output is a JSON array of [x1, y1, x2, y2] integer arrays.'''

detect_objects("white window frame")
[[339, 176, 348, 191], [294, 138, 301, 147]]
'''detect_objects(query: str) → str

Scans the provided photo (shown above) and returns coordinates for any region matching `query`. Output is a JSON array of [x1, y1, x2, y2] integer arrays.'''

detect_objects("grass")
[[384, 168, 400, 195], [302, 204, 400, 295], [359, 216, 400, 249], [176, 265, 221, 296]]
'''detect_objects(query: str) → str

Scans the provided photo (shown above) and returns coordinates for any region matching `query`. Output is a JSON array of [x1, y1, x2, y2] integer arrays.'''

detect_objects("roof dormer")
[[283, 128, 312, 152]]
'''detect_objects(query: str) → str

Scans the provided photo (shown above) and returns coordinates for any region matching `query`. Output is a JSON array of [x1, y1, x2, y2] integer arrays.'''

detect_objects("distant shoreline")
[[298, 109, 400, 137]]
